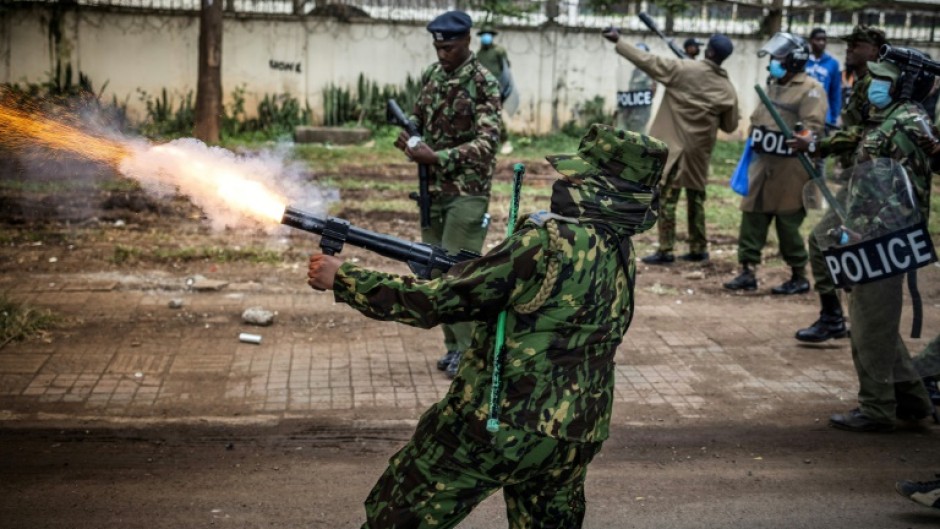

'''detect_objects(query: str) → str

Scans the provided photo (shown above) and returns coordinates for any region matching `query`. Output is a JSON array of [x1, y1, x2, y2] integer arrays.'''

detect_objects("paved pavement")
[[0, 267, 938, 429]]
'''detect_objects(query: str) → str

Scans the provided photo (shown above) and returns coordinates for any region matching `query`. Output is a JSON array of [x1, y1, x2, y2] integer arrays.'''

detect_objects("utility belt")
[[749, 126, 796, 157]]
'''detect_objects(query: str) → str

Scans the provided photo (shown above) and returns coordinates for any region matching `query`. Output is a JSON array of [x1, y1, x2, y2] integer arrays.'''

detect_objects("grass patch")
[[225, 129, 585, 172], [224, 127, 404, 172], [112, 245, 284, 265], [507, 133, 581, 161], [317, 176, 413, 192], [0, 295, 57, 349]]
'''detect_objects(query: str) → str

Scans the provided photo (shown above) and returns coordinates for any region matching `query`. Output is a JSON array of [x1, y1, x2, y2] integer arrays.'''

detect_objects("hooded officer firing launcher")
[[281, 206, 479, 280]]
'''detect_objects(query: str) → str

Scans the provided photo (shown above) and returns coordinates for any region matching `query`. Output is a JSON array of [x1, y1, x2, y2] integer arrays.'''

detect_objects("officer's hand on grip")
[[394, 130, 411, 152], [308, 253, 342, 291], [406, 142, 440, 165], [602, 27, 620, 43], [785, 134, 816, 156]]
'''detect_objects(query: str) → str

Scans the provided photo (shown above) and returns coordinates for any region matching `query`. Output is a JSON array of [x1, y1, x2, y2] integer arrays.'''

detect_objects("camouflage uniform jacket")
[[333, 217, 636, 447], [476, 45, 509, 79], [411, 54, 502, 197], [819, 72, 873, 162], [851, 99, 938, 230]]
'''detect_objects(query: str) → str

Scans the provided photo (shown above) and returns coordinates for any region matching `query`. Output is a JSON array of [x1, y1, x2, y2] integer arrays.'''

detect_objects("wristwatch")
[[407, 136, 422, 149], [807, 140, 816, 154]]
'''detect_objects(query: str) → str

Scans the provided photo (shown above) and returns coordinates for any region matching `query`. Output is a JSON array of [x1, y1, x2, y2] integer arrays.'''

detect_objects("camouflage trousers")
[[422, 195, 490, 353], [361, 410, 603, 529], [849, 274, 932, 423], [808, 185, 850, 296], [736, 210, 808, 269], [658, 177, 707, 254], [808, 209, 838, 296]]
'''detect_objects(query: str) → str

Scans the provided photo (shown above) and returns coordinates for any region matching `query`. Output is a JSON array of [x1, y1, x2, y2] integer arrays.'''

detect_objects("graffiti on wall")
[[269, 60, 301, 73]]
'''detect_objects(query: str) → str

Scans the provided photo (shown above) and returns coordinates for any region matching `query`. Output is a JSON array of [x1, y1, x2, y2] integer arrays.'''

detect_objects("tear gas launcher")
[[281, 206, 479, 280], [638, 12, 689, 59]]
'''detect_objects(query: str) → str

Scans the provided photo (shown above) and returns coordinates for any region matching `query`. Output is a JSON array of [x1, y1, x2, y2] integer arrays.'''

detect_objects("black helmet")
[[758, 32, 810, 73]]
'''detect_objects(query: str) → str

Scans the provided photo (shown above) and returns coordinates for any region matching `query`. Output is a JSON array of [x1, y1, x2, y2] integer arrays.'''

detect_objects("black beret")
[[427, 10, 472, 41]]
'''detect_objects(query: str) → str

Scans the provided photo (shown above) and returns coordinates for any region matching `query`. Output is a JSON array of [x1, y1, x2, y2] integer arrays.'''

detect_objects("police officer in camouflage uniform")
[[476, 23, 512, 149], [395, 11, 502, 378], [724, 33, 827, 293], [818, 57, 938, 432], [307, 124, 668, 528], [476, 24, 510, 92], [789, 25, 887, 343]]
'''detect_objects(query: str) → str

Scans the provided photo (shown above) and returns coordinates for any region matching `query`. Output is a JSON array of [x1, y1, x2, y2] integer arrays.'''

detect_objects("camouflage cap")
[[477, 23, 498, 35], [546, 124, 669, 189], [839, 25, 888, 47]]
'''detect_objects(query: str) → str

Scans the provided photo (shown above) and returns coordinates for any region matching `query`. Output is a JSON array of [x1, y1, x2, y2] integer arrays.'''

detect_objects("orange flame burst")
[[0, 99, 288, 226], [0, 99, 128, 167]]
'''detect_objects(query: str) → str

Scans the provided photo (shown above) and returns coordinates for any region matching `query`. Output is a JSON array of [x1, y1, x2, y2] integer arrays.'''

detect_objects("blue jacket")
[[805, 52, 842, 126]]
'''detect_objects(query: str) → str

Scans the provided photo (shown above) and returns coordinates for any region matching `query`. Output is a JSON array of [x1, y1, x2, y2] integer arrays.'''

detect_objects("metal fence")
[[10, 0, 940, 42]]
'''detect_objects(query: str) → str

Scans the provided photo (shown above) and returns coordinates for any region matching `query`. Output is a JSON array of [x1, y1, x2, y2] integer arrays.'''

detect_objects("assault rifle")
[[387, 99, 431, 229], [281, 206, 479, 279], [638, 12, 688, 59]]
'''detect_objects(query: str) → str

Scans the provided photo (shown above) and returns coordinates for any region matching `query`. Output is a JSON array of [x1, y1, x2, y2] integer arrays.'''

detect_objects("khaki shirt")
[[615, 41, 739, 191], [743, 73, 827, 213]]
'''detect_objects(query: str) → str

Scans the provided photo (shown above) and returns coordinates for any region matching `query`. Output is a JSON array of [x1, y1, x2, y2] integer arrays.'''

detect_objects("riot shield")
[[499, 59, 519, 117], [810, 158, 934, 285], [805, 158, 939, 385]]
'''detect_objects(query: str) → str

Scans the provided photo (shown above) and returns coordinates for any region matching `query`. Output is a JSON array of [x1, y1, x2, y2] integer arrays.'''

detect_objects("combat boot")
[[436, 350, 459, 371], [771, 267, 810, 295], [723, 264, 757, 291], [896, 476, 940, 510], [445, 350, 463, 379], [829, 408, 894, 432], [795, 293, 848, 343], [924, 378, 940, 406], [641, 251, 675, 265]]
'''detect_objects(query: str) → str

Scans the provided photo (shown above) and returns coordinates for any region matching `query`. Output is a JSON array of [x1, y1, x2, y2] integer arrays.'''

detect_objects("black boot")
[[926, 378, 940, 406], [436, 350, 459, 371], [795, 293, 848, 342], [445, 350, 463, 379], [723, 264, 757, 291], [641, 251, 675, 265], [772, 267, 810, 295]]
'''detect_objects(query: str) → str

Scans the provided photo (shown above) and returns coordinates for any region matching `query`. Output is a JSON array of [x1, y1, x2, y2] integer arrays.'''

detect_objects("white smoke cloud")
[[119, 137, 334, 232]]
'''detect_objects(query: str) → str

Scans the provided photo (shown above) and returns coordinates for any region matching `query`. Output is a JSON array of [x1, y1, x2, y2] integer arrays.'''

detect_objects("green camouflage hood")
[[546, 124, 668, 236]]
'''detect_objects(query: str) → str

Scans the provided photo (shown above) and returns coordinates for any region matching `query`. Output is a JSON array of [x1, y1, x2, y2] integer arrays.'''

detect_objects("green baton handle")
[[753, 84, 847, 221], [487, 163, 525, 433]]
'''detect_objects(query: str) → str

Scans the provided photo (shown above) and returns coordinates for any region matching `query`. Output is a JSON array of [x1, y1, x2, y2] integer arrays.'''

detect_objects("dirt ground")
[[1, 154, 939, 528]]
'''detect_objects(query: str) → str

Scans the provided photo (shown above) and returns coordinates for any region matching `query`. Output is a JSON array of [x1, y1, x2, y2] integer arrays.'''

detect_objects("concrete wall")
[[4, 7, 939, 137]]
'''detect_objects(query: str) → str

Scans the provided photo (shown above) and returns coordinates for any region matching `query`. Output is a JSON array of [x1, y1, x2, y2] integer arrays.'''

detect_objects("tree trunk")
[[764, 0, 784, 36], [194, 0, 223, 143]]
